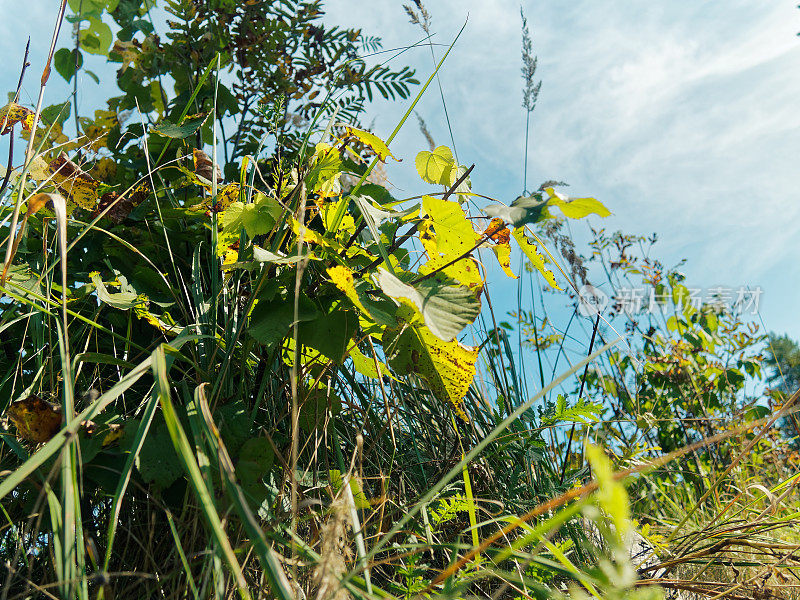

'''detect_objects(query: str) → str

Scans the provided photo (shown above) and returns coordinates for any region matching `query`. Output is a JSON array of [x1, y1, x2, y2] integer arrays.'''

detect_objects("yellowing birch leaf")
[[512, 228, 560, 290]]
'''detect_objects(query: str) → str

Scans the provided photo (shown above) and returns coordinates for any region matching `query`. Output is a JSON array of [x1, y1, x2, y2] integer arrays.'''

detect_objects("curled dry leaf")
[[6, 395, 62, 443], [0, 102, 35, 135], [193, 148, 223, 184], [483, 218, 510, 244], [92, 183, 150, 223]]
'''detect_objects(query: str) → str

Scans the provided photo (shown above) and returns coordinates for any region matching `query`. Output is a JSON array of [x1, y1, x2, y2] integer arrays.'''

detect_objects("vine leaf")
[[375, 269, 480, 342], [484, 189, 610, 228], [382, 306, 478, 421], [328, 265, 396, 326], [545, 188, 610, 219], [512, 228, 561, 290], [483, 193, 550, 228], [483, 218, 516, 279], [415, 146, 457, 186], [136, 419, 182, 489], [235, 437, 274, 510]]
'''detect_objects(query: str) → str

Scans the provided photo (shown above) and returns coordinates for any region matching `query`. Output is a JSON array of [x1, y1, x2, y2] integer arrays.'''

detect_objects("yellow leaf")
[[383, 306, 478, 421], [6, 395, 62, 443], [491, 242, 517, 279], [0, 102, 35, 135], [345, 126, 398, 161], [545, 189, 611, 219], [512, 228, 560, 290], [415, 146, 456, 186], [47, 152, 99, 210]]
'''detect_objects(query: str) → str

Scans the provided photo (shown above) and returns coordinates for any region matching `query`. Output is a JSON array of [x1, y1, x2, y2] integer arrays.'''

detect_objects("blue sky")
[[323, 0, 800, 343], [2, 1, 799, 349]]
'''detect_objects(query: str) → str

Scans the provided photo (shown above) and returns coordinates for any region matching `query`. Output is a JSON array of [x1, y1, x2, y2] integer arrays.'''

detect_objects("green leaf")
[[298, 387, 341, 432], [248, 293, 319, 347], [298, 303, 358, 364], [585, 444, 630, 542], [235, 438, 274, 509], [220, 194, 281, 239], [151, 113, 209, 138], [329, 470, 371, 510], [54, 49, 82, 82], [41, 102, 72, 128], [376, 269, 480, 341], [306, 142, 342, 197], [78, 19, 113, 56], [483, 193, 550, 228], [136, 419, 182, 489], [217, 400, 251, 457], [415, 146, 456, 186]]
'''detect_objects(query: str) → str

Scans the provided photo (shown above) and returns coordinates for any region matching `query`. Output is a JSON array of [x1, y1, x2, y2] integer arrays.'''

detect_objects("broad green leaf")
[[136, 419, 182, 489], [235, 437, 274, 509], [298, 387, 341, 432], [382, 306, 478, 420], [297, 303, 358, 364], [415, 146, 456, 186], [78, 19, 113, 56], [41, 102, 72, 128], [54, 49, 82, 82], [376, 269, 480, 341], [327, 265, 396, 326], [220, 194, 281, 239], [349, 344, 391, 379], [151, 113, 208, 138], [249, 293, 319, 347], [511, 228, 561, 290], [217, 400, 250, 457], [346, 126, 398, 161]]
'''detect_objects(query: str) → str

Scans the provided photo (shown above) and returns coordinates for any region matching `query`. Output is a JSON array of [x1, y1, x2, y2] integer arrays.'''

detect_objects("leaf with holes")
[[345, 126, 398, 161], [512, 228, 560, 290], [382, 306, 478, 421]]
